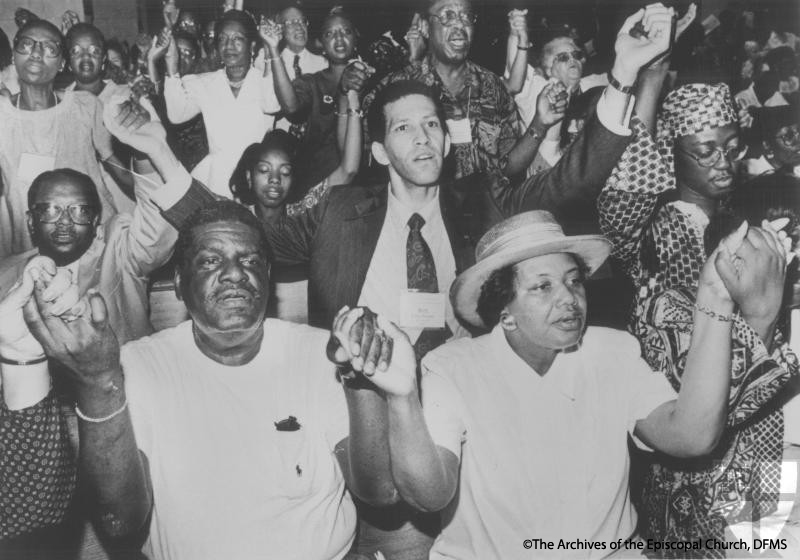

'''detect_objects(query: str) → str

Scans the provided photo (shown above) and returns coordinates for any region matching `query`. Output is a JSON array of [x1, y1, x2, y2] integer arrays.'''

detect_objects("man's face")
[[106, 47, 124, 69], [425, 0, 474, 65], [202, 21, 216, 54], [675, 124, 741, 201], [178, 221, 269, 336], [371, 94, 450, 190], [543, 37, 584, 84], [14, 24, 63, 86], [280, 7, 308, 52], [767, 123, 800, 169], [27, 177, 99, 266], [68, 31, 105, 84], [504, 253, 587, 355]]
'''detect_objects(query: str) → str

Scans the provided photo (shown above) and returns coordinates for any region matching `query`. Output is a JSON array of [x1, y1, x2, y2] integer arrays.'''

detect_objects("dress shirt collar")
[[386, 183, 440, 232]]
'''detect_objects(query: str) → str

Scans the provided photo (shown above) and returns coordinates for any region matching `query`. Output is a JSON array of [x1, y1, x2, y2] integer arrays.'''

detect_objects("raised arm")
[[636, 224, 787, 456], [163, 34, 200, 125], [503, 9, 529, 95], [329, 90, 362, 185], [23, 288, 152, 542], [260, 17, 301, 114]]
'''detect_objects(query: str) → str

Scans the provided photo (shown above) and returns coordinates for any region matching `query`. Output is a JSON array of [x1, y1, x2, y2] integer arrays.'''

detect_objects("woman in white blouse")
[[163, 9, 280, 197]]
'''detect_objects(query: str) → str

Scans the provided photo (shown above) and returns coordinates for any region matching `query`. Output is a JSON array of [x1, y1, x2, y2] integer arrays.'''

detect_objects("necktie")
[[293, 54, 302, 80], [407, 213, 451, 360]]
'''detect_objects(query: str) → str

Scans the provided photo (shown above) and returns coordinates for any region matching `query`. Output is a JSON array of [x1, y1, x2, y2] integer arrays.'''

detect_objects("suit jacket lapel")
[[342, 185, 388, 305]]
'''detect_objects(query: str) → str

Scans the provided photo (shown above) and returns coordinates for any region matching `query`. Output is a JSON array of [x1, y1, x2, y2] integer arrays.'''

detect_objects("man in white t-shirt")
[[22, 199, 387, 560]]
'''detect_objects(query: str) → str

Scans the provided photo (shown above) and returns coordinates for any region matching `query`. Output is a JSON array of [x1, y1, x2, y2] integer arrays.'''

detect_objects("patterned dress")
[[599, 116, 799, 556]]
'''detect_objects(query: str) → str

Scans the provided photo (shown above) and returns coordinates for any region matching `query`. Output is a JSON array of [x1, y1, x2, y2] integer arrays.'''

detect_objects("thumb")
[[714, 250, 739, 294], [87, 290, 110, 327], [3, 271, 35, 311], [377, 315, 411, 349]]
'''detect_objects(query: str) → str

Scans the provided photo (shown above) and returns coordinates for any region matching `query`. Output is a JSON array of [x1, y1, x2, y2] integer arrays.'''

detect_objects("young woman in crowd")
[[229, 89, 362, 322], [0, 19, 124, 259], [262, 7, 372, 201], [163, 9, 280, 197]]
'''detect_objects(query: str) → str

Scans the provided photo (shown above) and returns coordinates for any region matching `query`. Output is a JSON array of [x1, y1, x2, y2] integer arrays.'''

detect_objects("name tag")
[[18, 153, 56, 183], [399, 290, 446, 329], [446, 117, 472, 144]]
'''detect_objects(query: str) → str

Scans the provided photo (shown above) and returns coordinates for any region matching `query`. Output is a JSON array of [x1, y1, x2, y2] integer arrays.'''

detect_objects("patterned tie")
[[293, 54, 302, 80], [407, 213, 452, 361]]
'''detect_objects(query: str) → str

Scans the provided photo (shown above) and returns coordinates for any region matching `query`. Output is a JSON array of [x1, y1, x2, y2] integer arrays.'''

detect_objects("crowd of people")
[[0, 0, 799, 559]]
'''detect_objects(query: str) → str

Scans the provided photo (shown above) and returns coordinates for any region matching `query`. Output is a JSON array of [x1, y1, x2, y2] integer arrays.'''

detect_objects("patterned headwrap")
[[656, 83, 738, 189]]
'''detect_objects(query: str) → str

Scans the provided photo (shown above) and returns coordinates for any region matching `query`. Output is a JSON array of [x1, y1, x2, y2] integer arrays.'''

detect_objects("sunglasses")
[[552, 50, 585, 65], [69, 44, 104, 58], [676, 144, 747, 168], [282, 18, 308, 29], [14, 36, 62, 58], [777, 125, 800, 146], [31, 203, 97, 225]]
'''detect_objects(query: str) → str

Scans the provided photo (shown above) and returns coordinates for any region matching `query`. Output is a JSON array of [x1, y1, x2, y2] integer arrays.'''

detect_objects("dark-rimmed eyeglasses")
[[31, 203, 97, 225], [68, 44, 104, 58], [14, 36, 61, 58], [777, 125, 800, 146], [429, 9, 477, 27], [552, 50, 585, 65], [676, 144, 747, 168]]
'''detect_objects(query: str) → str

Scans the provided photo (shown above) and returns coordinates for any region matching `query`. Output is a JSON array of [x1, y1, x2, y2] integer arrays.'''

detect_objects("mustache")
[[209, 283, 261, 301]]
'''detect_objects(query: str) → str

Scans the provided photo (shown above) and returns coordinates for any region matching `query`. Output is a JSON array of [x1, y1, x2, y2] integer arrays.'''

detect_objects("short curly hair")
[[476, 265, 518, 328]]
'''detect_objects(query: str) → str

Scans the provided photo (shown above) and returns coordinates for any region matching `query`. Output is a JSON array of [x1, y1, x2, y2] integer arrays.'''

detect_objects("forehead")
[[18, 24, 61, 43], [33, 177, 94, 203], [515, 253, 579, 279], [545, 37, 578, 55], [190, 221, 263, 252], [280, 7, 304, 21], [69, 30, 102, 48], [678, 124, 738, 145], [429, 0, 472, 13], [219, 20, 247, 36], [176, 38, 195, 50], [322, 15, 353, 33], [256, 147, 292, 163], [384, 93, 437, 124]]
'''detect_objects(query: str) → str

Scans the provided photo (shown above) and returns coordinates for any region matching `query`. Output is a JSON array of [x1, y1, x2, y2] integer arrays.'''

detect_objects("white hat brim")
[[451, 236, 612, 329]]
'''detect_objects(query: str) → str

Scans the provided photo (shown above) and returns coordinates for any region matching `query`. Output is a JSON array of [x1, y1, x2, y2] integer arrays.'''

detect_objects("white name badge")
[[18, 153, 56, 183], [399, 290, 446, 329], [446, 117, 472, 144]]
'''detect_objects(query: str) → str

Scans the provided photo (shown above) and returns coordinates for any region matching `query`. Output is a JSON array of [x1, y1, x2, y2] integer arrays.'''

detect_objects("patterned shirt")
[[0, 393, 75, 540], [636, 287, 798, 556], [362, 55, 521, 184]]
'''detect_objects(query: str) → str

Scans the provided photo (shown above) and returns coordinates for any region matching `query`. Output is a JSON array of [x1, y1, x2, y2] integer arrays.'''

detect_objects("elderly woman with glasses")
[[0, 19, 121, 259], [163, 9, 280, 198]]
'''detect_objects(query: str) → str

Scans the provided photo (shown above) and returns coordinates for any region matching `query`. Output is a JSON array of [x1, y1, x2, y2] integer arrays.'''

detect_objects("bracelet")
[[75, 398, 129, 423], [525, 125, 544, 140], [607, 71, 635, 94], [694, 303, 734, 322], [0, 355, 47, 366], [517, 44, 532, 51], [268, 56, 280, 62], [335, 108, 363, 118]]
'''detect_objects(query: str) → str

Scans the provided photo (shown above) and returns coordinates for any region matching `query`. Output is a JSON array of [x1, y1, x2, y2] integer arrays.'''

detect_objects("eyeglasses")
[[14, 36, 62, 58], [552, 50, 585, 65], [31, 203, 97, 225], [676, 144, 747, 168], [217, 33, 248, 48], [68, 44, 104, 58], [429, 9, 477, 27], [282, 17, 308, 29]]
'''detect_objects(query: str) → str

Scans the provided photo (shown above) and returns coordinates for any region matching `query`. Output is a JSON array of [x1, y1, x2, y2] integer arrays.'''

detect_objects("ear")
[[499, 309, 517, 332], [371, 141, 390, 166], [419, 17, 430, 39], [762, 140, 774, 158], [245, 169, 252, 186], [26, 211, 35, 238], [173, 268, 184, 301], [444, 132, 451, 158]]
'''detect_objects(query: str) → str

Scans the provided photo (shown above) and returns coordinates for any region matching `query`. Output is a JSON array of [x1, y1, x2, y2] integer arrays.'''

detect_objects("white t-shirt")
[[421, 326, 676, 560], [122, 319, 355, 560]]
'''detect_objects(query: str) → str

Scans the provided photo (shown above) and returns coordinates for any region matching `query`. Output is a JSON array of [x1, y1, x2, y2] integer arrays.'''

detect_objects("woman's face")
[[543, 37, 583, 85], [14, 24, 63, 86], [320, 16, 356, 63], [217, 20, 252, 70], [248, 148, 293, 209], [106, 47, 124, 69], [674, 124, 742, 202], [68, 31, 105, 84]]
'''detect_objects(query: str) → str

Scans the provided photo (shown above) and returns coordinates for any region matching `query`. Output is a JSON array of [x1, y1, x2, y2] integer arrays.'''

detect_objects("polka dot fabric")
[[1, 393, 75, 539]]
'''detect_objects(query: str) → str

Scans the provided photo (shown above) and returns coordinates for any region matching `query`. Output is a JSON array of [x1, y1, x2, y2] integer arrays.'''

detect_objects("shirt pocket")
[[270, 426, 332, 500]]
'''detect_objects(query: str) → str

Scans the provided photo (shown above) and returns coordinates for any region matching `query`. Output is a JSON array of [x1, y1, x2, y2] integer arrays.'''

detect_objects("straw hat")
[[451, 211, 611, 328]]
